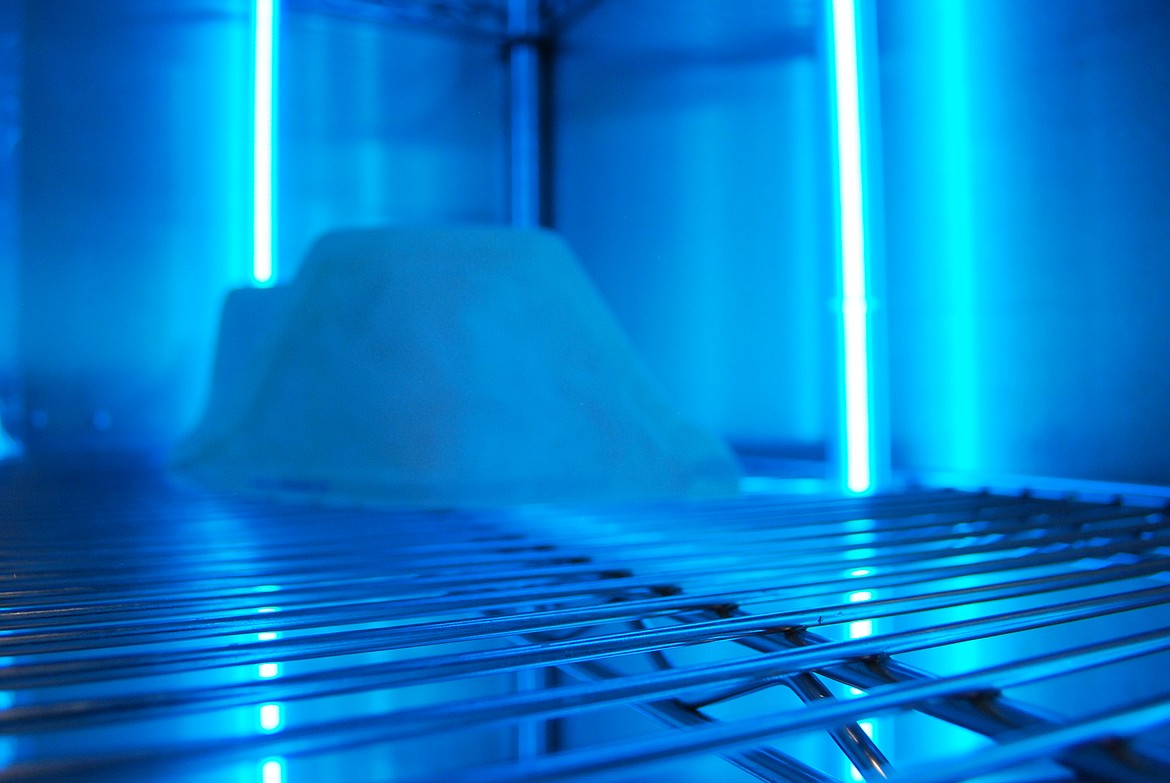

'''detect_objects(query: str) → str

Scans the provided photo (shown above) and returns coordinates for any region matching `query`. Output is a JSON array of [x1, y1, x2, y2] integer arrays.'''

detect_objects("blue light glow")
[[260, 758, 285, 783], [849, 720, 876, 781], [846, 569, 874, 638], [845, 550, 881, 768], [830, 0, 872, 494], [847, 582, 873, 638], [847, 577, 874, 639], [0, 425, 20, 461], [258, 662, 280, 679], [935, 3, 978, 472], [1, 657, 14, 767], [253, 0, 277, 286], [259, 702, 283, 732]]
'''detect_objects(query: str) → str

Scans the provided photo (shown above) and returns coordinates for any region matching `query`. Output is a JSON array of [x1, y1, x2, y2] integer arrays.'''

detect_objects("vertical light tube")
[[253, 0, 277, 286], [830, 0, 872, 494]]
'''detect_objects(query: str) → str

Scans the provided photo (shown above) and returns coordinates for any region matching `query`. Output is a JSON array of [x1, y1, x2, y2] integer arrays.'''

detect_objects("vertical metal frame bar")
[[508, 0, 543, 227]]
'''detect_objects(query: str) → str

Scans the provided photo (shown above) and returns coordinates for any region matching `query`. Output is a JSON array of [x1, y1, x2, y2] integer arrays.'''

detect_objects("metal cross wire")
[[1, 466, 1170, 782]]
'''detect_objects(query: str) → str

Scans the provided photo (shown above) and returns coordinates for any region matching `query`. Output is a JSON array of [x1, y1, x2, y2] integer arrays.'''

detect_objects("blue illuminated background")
[[0, 1, 20, 459], [880, 0, 1170, 487], [3, 1, 1170, 780], [5, 0, 1170, 490], [16, 1, 252, 452], [10, 0, 506, 456], [554, 1, 834, 463]]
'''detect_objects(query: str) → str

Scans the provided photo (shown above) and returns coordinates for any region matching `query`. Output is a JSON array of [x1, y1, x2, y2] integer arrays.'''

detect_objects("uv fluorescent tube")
[[831, 0, 872, 494], [253, 0, 277, 286]]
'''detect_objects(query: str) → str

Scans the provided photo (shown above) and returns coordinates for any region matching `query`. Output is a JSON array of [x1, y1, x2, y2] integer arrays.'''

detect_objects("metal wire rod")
[[6, 469, 1170, 783], [0, 549, 1157, 685], [8, 526, 1166, 659], [406, 626, 1170, 783], [6, 500, 1164, 635], [6, 544, 1170, 691], [781, 670, 894, 780], [747, 627, 1170, 782], [13, 607, 1168, 783], [560, 659, 846, 783], [882, 695, 1170, 783], [3, 488, 1150, 585], [8, 568, 1170, 737], [0, 485, 1074, 561]]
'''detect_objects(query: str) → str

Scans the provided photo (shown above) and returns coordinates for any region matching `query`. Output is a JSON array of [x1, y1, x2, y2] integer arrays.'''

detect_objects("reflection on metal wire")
[[2, 467, 1170, 782]]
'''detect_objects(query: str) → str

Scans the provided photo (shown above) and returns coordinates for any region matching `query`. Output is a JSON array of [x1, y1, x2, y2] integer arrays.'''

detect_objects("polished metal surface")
[[285, 0, 604, 39], [2, 464, 1170, 781]]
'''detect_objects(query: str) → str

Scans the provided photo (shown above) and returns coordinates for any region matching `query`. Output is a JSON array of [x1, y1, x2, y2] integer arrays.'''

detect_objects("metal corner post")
[[507, 0, 544, 228]]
